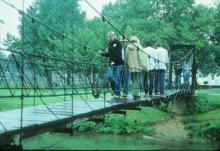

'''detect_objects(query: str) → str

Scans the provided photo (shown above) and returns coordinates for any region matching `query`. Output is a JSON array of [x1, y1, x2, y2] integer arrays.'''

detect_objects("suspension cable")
[[84, 0, 194, 65]]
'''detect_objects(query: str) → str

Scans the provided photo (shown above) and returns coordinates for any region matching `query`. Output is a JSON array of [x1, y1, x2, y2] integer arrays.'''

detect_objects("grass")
[[196, 89, 220, 106], [183, 89, 220, 141], [126, 107, 170, 123], [183, 109, 220, 142], [183, 108, 220, 124], [71, 106, 170, 135]]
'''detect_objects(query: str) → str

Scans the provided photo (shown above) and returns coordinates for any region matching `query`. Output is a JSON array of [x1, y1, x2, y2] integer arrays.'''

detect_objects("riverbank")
[[18, 89, 220, 150]]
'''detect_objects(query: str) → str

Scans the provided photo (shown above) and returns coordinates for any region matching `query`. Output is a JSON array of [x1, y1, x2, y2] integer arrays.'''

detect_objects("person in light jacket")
[[143, 41, 158, 96], [155, 42, 169, 95], [125, 36, 148, 99]]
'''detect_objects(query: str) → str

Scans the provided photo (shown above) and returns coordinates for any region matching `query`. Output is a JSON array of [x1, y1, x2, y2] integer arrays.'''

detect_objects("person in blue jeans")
[[174, 63, 182, 90], [100, 31, 123, 98], [120, 37, 130, 98], [182, 61, 191, 91], [155, 42, 169, 95]]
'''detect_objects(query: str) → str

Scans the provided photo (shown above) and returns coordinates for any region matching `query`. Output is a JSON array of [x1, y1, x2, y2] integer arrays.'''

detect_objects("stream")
[[23, 116, 220, 150]]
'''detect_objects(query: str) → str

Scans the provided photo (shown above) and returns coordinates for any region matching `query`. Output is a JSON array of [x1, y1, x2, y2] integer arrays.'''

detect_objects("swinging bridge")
[[0, 0, 197, 149]]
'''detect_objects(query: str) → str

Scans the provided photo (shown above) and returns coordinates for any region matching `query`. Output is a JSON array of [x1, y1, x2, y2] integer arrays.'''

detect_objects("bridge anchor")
[[111, 110, 126, 116], [0, 136, 23, 150]]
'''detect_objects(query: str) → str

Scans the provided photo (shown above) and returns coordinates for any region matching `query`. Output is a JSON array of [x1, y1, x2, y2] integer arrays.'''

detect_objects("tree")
[[4, 0, 86, 86], [101, 0, 219, 74]]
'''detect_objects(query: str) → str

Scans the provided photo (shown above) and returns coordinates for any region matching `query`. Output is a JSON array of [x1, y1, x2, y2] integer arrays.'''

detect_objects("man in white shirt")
[[143, 41, 158, 96], [155, 42, 169, 95]]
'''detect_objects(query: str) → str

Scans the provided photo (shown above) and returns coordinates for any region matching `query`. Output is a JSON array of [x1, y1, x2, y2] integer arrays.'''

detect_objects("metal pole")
[[0, 19, 4, 48], [32, 18, 36, 106], [191, 46, 196, 94], [168, 48, 173, 91], [71, 42, 74, 136], [19, 0, 25, 147], [62, 34, 66, 102]]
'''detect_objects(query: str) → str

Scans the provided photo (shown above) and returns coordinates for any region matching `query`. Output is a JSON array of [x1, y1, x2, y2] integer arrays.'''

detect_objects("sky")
[[0, 0, 218, 51]]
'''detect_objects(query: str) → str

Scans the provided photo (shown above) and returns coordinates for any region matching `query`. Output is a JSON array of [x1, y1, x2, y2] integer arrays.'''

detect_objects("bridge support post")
[[167, 95, 196, 115], [0, 136, 23, 150], [191, 46, 197, 94], [111, 110, 126, 117], [125, 107, 141, 111], [168, 50, 173, 90]]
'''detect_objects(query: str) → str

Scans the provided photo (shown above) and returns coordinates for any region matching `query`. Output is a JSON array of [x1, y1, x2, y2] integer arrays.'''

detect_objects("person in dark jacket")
[[174, 62, 182, 90], [100, 31, 123, 98]]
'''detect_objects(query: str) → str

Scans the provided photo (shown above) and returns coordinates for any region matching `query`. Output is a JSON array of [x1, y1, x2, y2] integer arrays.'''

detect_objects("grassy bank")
[[183, 89, 220, 142], [72, 107, 170, 135]]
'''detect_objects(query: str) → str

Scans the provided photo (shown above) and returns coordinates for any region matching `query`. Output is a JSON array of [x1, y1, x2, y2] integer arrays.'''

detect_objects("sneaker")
[[133, 95, 140, 100], [160, 94, 166, 98], [121, 94, 128, 98], [143, 93, 148, 97], [113, 95, 121, 99]]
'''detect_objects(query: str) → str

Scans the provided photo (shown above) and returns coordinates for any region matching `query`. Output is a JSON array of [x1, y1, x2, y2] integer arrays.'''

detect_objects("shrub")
[[203, 122, 220, 140], [73, 121, 96, 132], [203, 81, 208, 85], [187, 93, 212, 114], [72, 115, 155, 135]]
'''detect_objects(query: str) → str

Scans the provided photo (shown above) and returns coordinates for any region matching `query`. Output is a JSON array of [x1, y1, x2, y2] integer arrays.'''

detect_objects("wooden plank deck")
[[0, 90, 189, 142]]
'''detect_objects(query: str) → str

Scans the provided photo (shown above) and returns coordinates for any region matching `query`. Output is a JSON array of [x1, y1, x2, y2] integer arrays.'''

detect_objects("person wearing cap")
[[183, 60, 191, 91], [100, 31, 123, 98], [125, 36, 148, 99], [155, 42, 169, 95], [174, 62, 182, 90]]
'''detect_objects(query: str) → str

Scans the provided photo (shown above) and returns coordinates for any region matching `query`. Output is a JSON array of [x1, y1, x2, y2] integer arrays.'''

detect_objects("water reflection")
[[23, 133, 220, 150]]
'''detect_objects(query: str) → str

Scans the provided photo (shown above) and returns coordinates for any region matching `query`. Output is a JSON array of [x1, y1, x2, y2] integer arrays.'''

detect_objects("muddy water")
[[153, 116, 190, 142], [23, 131, 220, 150], [23, 115, 220, 150]]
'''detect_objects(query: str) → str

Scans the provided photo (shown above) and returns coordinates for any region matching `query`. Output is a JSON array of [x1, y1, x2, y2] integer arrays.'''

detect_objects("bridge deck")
[[0, 90, 187, 142]]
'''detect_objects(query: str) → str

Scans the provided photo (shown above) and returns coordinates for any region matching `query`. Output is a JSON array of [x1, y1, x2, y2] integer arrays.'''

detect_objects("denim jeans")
[[106, 66, 115, 92], [158, 69, 165, 94], [106, 65, 123, 96], [131, 72, 141, 96], [143, 71, 148, 94], [149, 70, 155, 95], [154, 69, 159, 94], [112, 65, 123, 96], [183, 75, 190, 91], [175, 74, 181, 90], [122, 66, 129, 95]]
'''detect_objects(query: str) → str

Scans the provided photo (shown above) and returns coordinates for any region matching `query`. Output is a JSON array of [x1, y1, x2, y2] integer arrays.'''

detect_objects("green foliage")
[[184, 121, 220, 141], [187, 92, 213, 114], [183, 100, 220, 142], [3, 0, 220, 73], [97, 115, 154, 134], [156, 102, 168, 112], [126, 107, 170, 123], [101, 0, 220, 74], [73, 120, 96, 132], [72, 114, 155, 135]]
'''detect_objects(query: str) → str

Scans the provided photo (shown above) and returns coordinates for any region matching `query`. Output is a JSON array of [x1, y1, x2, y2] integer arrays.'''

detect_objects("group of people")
[[174, 61, 191, 91], [100, 31, 190, 99]]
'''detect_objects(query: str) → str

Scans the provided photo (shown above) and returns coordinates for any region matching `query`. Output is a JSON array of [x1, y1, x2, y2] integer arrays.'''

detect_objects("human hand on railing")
[[111, 62, 115, 66], [98, 50, 105, 56], [99, 50, 103, 55]]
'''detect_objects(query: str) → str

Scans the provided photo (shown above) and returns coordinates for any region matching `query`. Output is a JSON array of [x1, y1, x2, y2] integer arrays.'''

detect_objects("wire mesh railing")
[[0, 0, 197, 148]]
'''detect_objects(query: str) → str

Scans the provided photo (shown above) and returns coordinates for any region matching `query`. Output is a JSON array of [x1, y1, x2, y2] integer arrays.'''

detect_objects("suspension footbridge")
[[0, 0, 197, 149]]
